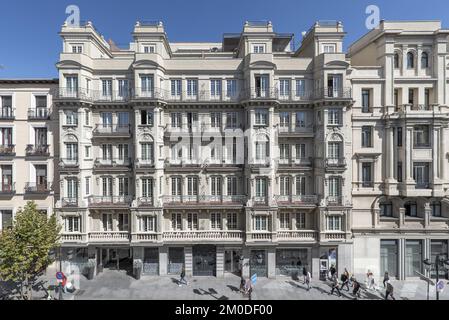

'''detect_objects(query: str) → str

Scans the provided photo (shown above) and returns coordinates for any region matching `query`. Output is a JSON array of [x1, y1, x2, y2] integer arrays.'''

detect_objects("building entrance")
[[193, 245, 216, 276]]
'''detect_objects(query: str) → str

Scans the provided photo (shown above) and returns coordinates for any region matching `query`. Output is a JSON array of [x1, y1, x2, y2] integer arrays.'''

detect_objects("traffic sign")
[[251, 274, 257, 285], [56, 272, 64, 280]]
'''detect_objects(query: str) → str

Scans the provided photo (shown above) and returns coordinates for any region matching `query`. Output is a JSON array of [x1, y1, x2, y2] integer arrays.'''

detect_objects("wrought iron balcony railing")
[[0, 108, 15, 120], [0, 145, 15, 156], [93, 124, 131, 136], [26, 145, 50, 157], [25, 182, 51, 193], [0, 183, 15, 194], [28, 108, 50, 120]]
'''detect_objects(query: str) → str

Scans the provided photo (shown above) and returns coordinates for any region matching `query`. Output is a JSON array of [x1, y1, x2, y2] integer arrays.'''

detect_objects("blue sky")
[[1, 0, 449, 78]]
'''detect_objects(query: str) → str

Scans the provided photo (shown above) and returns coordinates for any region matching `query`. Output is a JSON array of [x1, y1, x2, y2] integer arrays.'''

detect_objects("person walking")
[[383, 272, 390, 288], [366, 270, 375, 290], [352, 279, 361, 300], [329, 274, 341, 297], [178, 266, 188, 286], [239, 276, 246, 294], [305, 270, 312, 291], [302, 266, 308, 284], [329, 264, 337, 279], [340, 270, 350, 291], [385, 280, 396, 300]]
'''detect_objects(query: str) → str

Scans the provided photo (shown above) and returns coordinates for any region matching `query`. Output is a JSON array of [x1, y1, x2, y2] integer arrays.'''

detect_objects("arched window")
[[407, 52, 415, 69], [394, 53, 400, 69], [421, 52, 429, 68]]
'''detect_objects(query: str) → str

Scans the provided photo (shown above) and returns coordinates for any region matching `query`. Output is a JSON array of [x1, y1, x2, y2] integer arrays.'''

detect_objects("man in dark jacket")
[[329, 274, 341, 297], [385, 281, 396, 300]]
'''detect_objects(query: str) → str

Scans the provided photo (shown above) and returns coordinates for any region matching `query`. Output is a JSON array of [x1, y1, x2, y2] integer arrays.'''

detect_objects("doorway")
[[193, 245, 216, 276], [225, 250, 242, 275]]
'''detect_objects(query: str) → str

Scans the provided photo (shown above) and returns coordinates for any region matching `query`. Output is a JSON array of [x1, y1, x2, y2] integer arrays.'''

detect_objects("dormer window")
[[143, 44, 156, 54], [323, 43, 336, 53], [252, 44, 266, 54], [71, 45, 83, 54]]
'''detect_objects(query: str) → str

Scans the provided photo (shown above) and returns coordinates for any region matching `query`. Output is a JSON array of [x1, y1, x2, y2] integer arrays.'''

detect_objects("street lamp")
[[423, 255, 449, 301]]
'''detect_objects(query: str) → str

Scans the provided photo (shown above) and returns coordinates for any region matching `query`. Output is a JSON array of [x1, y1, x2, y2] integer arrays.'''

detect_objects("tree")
[[0, 201, 61, 300]]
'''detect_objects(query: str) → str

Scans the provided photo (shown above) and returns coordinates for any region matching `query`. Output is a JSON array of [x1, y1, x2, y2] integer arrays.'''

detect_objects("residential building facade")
[[0, 79, 58, 231]]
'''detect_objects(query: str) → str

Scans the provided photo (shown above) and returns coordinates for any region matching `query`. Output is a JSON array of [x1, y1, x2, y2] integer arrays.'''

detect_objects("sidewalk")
[[25, 270, 449, 301]]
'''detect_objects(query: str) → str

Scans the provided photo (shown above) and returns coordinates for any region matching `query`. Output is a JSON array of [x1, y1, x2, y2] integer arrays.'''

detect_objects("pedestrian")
[[239, 276, 246, 294], [366, 270, 375, 290], [329, 274, 341, 297], [385, 280, 396, 300], [383, 272, 390, 288], [305, 271, 312, 291], [352, 279, 361, 300], [329, 264, 337, 279], [248, 283, 253, 301], [302, 266, 308, 284], [340, 270, 350, 291], [179, 266, 188, 286]]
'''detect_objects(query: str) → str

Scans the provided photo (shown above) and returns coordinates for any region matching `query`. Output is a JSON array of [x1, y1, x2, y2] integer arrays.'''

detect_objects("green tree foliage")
[[0, 201, 61, 300]]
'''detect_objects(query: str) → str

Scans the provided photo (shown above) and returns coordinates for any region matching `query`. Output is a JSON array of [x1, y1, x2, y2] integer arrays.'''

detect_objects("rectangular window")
[[102, 144, 112, 160], [118, 144, 129, 161], [296, 176, 306, 196], [227, 177, 238, 196], [327, 216, 342, 231], [405, 240, 422, 277], [118, 80, 129, 98], [255, 75, 269, 97], [171, 113, 182, 128], [279, 144, 290, 160], [227, 213, 238, 230], [254, 216, 268, 231], [413, 125, 430, 148], [253, 44, 266, 53], [102, 214, 113, 231], [255, 178, 267, 198], [397, 162, 403, 183], [187, 213, 198, 231], [328, 177, 341, 197], [296, 112, 306, 128], [362, 89, 371, 113], [405, 202, 418, 217], [431, 202, 442, 217], [102, 177, 113, 197], [187, 79, 198, 97], [413, 162, 430, 188], [362, 163, 373, 187], [118, 214, 129, 231], [66, 143, 78, 161], [187, 177, 198, 196], [66, 76, 78, 94], [102, 79, 112, 98], [279, 79, 291, 97], [226, 80, 237, 98], [296, 212, 306, 229], [171, 79, 182, 97], [65, 216, 80, 233], [280, 176, 291, 196], [211, 176, 223, 196], [361, 126, 373, 148], [328, 142, 341, 159], [1, 210, 13, 230], [141, 75, 154, 94], [66, 178, 78, 199], [408, 89, 415, 105], [279, 112, 290, 128], [211, 213, 222, 230], [141, 216, 156, 232], [295, 79, 306, 97], [118, 177, 129, 197], [210, 80, 222, 98], [171, 213, 182, 231], [255, 109, 268, 126], [328, 109, 341, 125], [210, 112, 222, 128], [171, 177, 182, 196], [85, 177, 91, 196], [380, 203, 393, 217], [65, 111, 78, 126], [397, 127, 403, 147], [323, 43, 336, 53], [141, 110, 154, 126], [226, 112, 238, 128], [141, 178, 153, 198], [380, 240, 398, 278], [279, 212, 290, 230]]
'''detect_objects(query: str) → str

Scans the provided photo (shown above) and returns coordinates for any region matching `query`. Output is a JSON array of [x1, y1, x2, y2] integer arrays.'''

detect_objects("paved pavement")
[[10, 269, 448, 301]]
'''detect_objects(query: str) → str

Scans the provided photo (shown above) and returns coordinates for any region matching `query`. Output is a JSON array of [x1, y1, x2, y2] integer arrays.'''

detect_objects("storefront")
[[275, 249, 309, 277], [143, 248, 159, 275], [250, 250, 267, 277], [380, 240, 398, 278], [405, 240, 422, 278], [430, 240, 448, 279], [225, 250, 243, 275], [193, 245, 216, 276], [168, 247, 184, 275]]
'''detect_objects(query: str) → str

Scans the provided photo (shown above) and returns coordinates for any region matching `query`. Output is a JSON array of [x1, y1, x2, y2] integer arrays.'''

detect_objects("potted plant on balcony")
[[86, 260, 96, 280], [133, 260, 143, 280]]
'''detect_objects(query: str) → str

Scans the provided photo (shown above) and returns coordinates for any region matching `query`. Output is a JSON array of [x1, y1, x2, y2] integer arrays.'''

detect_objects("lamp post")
[[423, 254, 449, 301]]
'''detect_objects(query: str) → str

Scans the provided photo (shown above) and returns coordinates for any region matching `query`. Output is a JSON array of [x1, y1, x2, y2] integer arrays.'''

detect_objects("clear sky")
[[1, 0, 449, 78]]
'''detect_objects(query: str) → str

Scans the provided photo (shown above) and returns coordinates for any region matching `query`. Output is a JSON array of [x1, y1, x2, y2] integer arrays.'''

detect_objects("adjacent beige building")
[[0, 79, 58, 230]]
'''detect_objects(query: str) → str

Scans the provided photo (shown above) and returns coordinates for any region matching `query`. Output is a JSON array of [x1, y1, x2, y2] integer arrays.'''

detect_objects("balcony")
[[0, 108, 15, 120], [87, 196, 132, 207], [415, 182, 431, 190], [0, 145, 15, 156], [278, 126, 314, 136], [94, 158, 132, 169], [61, 233, 87, 243], [61, 198, 78, 207], [316, 87, 352, 100], [245, 88, 278, 100], [277, 230, 318, 242], [25, 182, 51, 194], [161, 195, 246, 206], [0, 183, 15, 195], [163, 231, 244, 242], [28, 108, 50, 120], [137, 197, 153, 207], [59, 158, 79, 168], [131, 233, 160, 243], [327, 196, 344, 206], [53, 88, 131, 103], [26, 145, 50, 157], [325, 158, 347, 168], [322, 232, 347, 241], [93, 124, 131, 137], [133, 88, 242, 103], [277, 158, 313, 167], [88, 232, 130, 243], [135, 159, 155, 168], [246, 232, 273, 242], [253, 196, 268, 206], [275, 195, 318, 206]]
